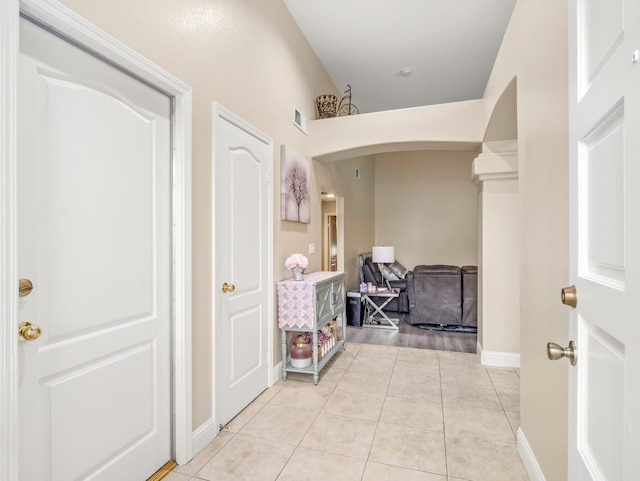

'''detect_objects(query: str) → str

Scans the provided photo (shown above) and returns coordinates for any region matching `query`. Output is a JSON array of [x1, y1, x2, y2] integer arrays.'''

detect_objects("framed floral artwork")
[[280, 145, 310, 223]]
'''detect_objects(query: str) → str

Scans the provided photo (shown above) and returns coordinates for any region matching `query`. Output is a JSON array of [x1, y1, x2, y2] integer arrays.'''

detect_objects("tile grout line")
[[438, 351, 450, 480], [359, 346, 398, 480], [189, 428, 238, 480], [270, 362, 341, 481], [487, 367, 519, 443], [276, 345, 369, 481]]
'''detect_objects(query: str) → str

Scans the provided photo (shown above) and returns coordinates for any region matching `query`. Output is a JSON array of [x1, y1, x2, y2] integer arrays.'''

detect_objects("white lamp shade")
[[372, 246, 394, 263]]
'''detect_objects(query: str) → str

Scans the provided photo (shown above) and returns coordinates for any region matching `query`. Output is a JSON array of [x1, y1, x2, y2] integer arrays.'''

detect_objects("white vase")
[[292, 266, 304, 281]]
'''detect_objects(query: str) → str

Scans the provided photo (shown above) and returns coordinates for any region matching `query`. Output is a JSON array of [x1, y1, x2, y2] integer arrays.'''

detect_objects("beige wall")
[[57, 0, 340, 430], [482, 0, 569, 479], [315, 156, 376, 291], [309, 100, 484, 162], [478, 178, 520, 354], [373, 151, 478, 270]]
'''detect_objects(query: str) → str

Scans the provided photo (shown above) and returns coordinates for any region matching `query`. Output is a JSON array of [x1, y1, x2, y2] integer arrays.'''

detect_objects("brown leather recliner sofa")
[[407, 264, 477, 331], [461, 265, 478, 328], [357, 253, 477, 330], [408, 265, 461, 325]]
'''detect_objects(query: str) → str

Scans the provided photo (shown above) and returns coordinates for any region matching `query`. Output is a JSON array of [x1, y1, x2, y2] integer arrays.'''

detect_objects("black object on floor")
[[416, 324, 478, 333], [346, 292, 364, 326]]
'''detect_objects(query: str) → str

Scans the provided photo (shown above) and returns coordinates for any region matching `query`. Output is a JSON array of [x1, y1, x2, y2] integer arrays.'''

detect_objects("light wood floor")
[[346, 314, 477, 353]]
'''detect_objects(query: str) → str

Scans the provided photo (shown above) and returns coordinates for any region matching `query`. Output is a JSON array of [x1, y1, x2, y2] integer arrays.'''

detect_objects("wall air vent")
[[293, 106, 307, 134]]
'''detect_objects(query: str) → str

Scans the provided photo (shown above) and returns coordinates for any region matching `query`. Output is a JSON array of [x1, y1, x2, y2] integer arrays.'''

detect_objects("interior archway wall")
[[473, 77, 520, 364], [311, 80, 520, 365], [484, 77, 518, 142]]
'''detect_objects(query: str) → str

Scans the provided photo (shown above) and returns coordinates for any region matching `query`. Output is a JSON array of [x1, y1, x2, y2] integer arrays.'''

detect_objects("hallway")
[[168, 344, 527, 481]]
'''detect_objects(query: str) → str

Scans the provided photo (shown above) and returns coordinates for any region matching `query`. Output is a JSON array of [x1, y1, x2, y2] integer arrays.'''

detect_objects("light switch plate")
[[308, 243, 315, 254]]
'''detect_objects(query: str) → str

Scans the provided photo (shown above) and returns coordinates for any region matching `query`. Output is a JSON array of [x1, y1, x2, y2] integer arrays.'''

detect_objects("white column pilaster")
[[473, 140, 521, 366]]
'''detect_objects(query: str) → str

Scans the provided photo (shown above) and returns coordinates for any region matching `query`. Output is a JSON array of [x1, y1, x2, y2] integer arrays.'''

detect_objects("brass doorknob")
[[221, 282, 235, 293], [561, 285, 577, 308], [547, 340, 577, 366], [18, 322, 41, 341], [19, 279, 34, 297]]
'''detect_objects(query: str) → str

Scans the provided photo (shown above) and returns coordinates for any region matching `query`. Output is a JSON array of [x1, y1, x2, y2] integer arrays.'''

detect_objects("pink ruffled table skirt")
[[277, 271, 339, 329]]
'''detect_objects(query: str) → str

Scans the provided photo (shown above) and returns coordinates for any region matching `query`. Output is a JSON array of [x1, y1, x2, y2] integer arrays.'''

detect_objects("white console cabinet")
[[277, 271, 346, 384]]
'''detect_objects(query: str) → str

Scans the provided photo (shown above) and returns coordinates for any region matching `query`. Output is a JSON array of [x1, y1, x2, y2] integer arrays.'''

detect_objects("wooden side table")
[[362, 288, 400, 330]]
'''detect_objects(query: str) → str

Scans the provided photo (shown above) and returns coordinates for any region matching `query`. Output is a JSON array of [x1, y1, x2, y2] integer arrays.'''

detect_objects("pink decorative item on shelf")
[[290, 333, 312, 368], [285, 253, 309, 281]]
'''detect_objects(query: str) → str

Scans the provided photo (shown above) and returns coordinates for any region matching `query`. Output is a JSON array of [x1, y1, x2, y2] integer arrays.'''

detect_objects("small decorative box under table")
[[277, 271, 346, 384]]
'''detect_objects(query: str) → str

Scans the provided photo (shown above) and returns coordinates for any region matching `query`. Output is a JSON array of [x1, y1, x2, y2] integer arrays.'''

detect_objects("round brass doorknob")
[[18, 322, 41, 341], [561, 285, 577, 308], [221, 282, 235, 293], [547, 340, 577, 366]]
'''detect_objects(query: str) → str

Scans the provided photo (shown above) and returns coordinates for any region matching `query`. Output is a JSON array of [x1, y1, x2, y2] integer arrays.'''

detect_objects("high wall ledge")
[[309, 99, 485, 163]]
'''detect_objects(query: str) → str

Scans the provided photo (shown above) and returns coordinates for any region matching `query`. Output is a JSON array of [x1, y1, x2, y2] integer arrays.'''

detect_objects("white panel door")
[[213, 106, 271, 426], [568, 0, 640, 479], [18, 17, 172, 481]]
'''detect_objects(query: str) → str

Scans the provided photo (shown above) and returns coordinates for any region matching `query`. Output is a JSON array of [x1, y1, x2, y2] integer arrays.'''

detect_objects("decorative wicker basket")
[[316, 94, 337, 119]]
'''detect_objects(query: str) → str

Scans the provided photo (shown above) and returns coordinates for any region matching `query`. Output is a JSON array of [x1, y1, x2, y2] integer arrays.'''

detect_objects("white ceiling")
[[284, 0, 517, 115]]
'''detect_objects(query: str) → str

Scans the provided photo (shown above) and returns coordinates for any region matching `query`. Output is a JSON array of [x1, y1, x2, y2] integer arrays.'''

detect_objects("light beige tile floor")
[[172, 344, 529, 481]]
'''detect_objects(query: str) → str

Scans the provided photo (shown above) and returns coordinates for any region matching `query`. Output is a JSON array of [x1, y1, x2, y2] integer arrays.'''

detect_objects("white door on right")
[[568, 0, 640, 479]]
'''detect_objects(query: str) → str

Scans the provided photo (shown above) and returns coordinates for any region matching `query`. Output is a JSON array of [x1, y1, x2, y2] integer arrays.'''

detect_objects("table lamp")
[[372, 246, 395, 288]]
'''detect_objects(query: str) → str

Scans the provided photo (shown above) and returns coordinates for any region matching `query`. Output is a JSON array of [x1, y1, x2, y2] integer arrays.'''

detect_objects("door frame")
[[0, 0, 193, 478], [323, 213, 336, 270], [321, 196, 344, 274], [211, 103, 273, 431], [336, 195, 345, 273]]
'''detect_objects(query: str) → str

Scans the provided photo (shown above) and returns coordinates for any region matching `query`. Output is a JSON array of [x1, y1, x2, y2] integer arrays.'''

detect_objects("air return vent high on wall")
[[293, 106, 307, 134]]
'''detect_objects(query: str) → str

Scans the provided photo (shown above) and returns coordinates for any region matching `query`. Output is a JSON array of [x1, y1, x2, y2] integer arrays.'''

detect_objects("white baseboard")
[[190, 418, 219, 458], [190, 359, 282, 460], [517, 427, 546, 481], [190, 360, 282, 461], [477, 341, 520, 368], [272, 360, 283, 384]]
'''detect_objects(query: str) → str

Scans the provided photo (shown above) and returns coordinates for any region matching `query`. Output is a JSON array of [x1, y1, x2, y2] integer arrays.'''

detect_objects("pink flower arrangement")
[[285, 253, 309, 270]]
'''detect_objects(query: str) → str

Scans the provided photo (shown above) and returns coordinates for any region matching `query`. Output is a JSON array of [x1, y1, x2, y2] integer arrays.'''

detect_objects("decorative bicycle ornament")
[[337, 84, 359, 116]]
